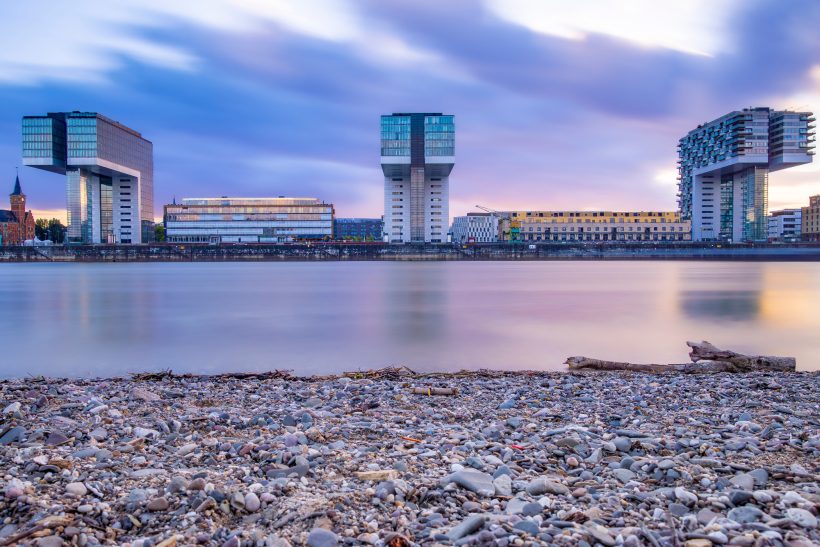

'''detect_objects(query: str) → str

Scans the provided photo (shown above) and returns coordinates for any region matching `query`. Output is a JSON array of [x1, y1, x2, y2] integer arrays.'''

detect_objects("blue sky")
[[1, 0, 819, 222]]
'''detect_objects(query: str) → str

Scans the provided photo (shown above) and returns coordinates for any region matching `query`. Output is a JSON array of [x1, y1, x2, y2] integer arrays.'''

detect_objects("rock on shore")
[[0, 371, 818, 545]]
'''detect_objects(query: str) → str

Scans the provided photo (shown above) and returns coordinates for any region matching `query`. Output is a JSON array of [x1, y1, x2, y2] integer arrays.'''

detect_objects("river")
[[1, 261, 818, 377]]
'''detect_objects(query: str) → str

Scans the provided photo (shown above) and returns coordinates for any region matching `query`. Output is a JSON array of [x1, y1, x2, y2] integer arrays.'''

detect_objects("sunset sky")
[[1, 0, 818, 223]]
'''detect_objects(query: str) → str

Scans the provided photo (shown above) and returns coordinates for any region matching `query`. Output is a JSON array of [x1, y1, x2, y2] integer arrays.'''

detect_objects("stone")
[[513, 519, 540, 536], [674, 487, 698, 506], [669, 503, 690, 517], [585, 523, 616, 546], [613, 437, 631, 452], [45, 431, 69, 446], [443, 470, 496, 497], [147, 497, 170, 511], [785, 508, 817, 529], [2, 402, 21, 415], [131, 387, 161, 402], [612, 468, 636, 483], [0, 426, 26, 445], [177, 443, 197, 456], [355, 470, 397, 481], [493, 474, 512, 497], [244, 492, 260, 512], [306, 528, 339, 547], [448, 515, 485, 540], [521, 502, 542, 516], [727, 505, 764, 524], [697, 508, 721, 525], [748, 468, 768, 486], [65, 482, 87, 497], [728, 490, 753, 506], [526, 477, 569, 496], [729, 473, 755, 491]]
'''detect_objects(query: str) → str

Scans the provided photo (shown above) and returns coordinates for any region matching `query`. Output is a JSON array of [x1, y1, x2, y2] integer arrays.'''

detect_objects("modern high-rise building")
[[678, 108, 814, 242], [22, 112, 154, 244], [381, 113, 454, 243], [164, 197, 333, 243]]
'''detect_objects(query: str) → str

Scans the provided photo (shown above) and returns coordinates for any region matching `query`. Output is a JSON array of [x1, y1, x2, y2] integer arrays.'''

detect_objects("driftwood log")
[[410, 387, 458, 396], [565, 341, 796, 373]]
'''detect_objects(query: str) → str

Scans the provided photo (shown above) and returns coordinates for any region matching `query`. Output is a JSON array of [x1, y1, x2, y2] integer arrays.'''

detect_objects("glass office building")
[[22, 112, 154, 244], [381, 113, 454, 243], [333, 218, 383, 240], [678, 108, 814, 242], [164, 197, 334, 243]]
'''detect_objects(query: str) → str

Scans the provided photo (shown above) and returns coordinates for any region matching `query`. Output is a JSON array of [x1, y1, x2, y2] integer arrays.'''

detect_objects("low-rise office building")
[[164, 197, 334, 243], [451, 213, 499, 243], [334, 218, 383, 240], [802, 195, 820, 242], [767, 209, 802, 241], [505, 210, 691, 242]]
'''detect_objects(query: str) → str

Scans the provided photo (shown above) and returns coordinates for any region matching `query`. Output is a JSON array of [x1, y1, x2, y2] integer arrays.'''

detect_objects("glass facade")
[[23, 112, 154, 244], [164, 198, 334, 243], [333, 218, 383, 240], [678, 108, 813, 241], [380, 116, 411, 157], [424, 115, 454, 157]]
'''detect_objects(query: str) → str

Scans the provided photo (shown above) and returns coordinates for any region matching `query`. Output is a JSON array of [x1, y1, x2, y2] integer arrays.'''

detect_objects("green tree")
[[35, 218, 66, 243], [154, 224, 166, 242], [35, 218, 49, 240]]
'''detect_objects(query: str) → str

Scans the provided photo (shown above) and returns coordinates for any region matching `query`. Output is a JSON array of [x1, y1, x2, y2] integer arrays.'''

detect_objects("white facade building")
[[451, 213, 499, 243], [767, 209, 802, 241], [381, 113, 454, 243]]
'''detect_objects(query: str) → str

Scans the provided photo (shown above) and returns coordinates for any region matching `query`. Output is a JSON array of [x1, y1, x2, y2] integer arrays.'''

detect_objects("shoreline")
[[3, 242, 820, 262], [1, 371, 818, 545]]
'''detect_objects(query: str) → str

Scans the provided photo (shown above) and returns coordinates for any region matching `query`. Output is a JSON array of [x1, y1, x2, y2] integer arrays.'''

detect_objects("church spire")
[[11, 169, 22, 196]]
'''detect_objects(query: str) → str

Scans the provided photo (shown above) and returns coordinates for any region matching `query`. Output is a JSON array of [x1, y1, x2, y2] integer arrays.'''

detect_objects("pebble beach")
[[1, 370, 818, 546]]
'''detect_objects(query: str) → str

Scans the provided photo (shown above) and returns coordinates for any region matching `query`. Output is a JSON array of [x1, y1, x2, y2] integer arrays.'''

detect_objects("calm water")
[[1, 261, 818, 377]]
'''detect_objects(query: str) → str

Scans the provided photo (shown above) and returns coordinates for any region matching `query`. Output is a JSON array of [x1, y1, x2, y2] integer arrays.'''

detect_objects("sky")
[[0, 0, 819, 224]]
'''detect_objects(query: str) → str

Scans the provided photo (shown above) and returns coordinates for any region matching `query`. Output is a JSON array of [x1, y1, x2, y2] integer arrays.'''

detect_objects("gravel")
[[0, 370, 817, 545]]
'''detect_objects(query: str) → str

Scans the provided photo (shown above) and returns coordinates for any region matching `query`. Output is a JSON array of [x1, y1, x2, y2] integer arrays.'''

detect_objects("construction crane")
[[475, 205, 521, 242]]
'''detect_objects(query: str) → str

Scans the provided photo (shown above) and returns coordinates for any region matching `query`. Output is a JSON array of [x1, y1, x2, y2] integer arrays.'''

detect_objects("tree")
[[35, 218, 66, 243], [35, 219, 49, 241], [154, 224, 166, 242]]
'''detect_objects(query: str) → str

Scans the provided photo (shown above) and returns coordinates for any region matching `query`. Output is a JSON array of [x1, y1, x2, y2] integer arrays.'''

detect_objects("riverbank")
[[3, 242, 820, 262], [1, 370, 818, 546]]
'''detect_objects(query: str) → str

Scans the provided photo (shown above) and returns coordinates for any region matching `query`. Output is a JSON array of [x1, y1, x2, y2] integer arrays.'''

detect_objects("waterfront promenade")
[[3, 242, 820, 262]]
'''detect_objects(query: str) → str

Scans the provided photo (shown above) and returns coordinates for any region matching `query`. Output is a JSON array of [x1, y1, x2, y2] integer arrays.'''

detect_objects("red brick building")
[[0, 175, 36, 245]]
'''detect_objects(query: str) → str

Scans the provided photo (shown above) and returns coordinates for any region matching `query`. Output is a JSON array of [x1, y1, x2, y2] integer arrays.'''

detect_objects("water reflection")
[[0, 262, 818, 377], [679, 290, 761, 321]]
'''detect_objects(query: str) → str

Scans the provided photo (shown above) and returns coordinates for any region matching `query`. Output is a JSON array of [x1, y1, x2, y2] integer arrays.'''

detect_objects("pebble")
[[306, 528, 339, 547], [0, 371, 816, 546], [65, 482, 88, 497]]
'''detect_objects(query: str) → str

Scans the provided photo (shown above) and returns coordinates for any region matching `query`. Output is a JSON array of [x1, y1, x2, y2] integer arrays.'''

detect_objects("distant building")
[[381, 113, 454, 243], [334, 218, 383, 240], [678, 108, 815, 242], [451, 213, 499, 243], [767, 209, 802, 242], [22, 111, 154, 244], [802, 195, 820, 242], [0, 175, 35, 246], [164, 197, 334, 243], [504, 211, 691, 242]]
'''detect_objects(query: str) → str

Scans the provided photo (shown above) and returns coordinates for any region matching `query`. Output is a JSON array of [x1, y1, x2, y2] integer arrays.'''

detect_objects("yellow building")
[[503, 210, 691, 242], [801, 195, 820, 242]]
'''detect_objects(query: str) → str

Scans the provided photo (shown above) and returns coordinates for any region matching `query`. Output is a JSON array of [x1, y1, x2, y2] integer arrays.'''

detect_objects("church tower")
[[10, 173, 25, 222]]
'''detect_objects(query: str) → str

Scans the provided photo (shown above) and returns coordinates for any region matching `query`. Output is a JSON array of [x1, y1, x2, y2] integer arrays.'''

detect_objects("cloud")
[[0, 0, 817, 221], [485, 0, 743, 57]]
